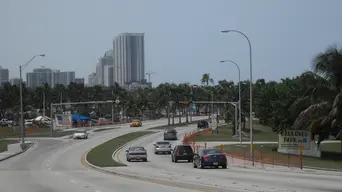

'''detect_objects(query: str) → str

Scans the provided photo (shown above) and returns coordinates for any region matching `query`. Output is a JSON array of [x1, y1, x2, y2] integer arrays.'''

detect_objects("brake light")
[[203, 155, 208, 159], [176, 151, 180, 155], [220, 155, 226, 158]]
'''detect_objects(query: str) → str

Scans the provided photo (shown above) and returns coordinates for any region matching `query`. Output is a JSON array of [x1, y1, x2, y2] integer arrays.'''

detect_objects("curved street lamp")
[[221, 29, 254, 162], [220, 60, 242, 143], [20, 54, 45, 144]]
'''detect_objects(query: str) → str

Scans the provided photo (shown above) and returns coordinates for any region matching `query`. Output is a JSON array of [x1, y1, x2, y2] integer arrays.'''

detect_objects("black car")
[[171, 145, 194, 163], [197, 120, 209, 129], [193, 149, 227, 169]]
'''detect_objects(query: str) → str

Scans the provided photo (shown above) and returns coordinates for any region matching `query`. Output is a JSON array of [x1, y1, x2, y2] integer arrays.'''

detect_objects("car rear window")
[[157, 142, 170, 145], [165, 129, 176, 133], [177, 146, 193, 153], [130, 147, 144, 151], [204, 149, 222, 154]]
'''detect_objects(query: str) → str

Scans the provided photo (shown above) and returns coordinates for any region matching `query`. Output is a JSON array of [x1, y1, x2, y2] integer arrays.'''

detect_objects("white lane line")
[[70, 180, 77, 184], [94, 191, 101, 192]]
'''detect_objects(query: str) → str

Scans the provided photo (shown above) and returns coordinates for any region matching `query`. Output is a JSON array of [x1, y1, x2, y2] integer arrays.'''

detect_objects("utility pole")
[[146, 70, 156, 83]]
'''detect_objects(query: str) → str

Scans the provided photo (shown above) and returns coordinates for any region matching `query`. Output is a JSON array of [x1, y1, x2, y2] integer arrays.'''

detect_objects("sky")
[[1, 0, 342, 86]]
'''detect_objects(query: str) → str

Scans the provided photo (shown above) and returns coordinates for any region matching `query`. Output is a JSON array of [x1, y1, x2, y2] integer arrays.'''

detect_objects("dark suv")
[[171, 144, 194, 163], [197, 120, 209, 129]]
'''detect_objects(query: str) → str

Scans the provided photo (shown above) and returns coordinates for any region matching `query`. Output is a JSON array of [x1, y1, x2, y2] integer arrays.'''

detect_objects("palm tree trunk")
[[185, 106, 189, 123]]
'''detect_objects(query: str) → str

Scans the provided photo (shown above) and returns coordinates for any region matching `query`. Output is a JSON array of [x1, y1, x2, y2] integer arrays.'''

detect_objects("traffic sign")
[[183, 100, 189, 105], [278, 130, 311, 150]]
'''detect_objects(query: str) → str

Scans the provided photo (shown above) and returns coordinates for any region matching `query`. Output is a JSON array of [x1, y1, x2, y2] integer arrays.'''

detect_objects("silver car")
[[164, 128, 178, 140], [153, 141, 172, 154], [126, 146, 147, 162], [73, 130, 88, 139]]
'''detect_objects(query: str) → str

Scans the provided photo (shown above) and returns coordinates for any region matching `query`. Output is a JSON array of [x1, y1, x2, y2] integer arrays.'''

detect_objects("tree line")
[[0, 44, 341, 144]]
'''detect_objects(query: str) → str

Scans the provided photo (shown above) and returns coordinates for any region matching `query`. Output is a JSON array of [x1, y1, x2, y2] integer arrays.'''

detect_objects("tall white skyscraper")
[[95, 49, 114, 86], [113, 33, 145, 86]]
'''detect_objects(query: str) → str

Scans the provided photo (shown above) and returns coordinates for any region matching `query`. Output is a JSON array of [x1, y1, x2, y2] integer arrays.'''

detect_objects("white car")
[[73, 130, 88, 139]]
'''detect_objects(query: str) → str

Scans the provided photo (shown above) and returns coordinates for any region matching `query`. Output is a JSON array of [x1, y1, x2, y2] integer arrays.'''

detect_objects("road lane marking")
[[70, 180, 77, 183], [115, 148, 122, 163], [80, 150, 215, 192]]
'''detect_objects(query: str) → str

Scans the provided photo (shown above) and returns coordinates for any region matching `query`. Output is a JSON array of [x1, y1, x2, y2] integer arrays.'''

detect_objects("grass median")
[[86, 131, 153, 167], [194, 123, 278, 142]]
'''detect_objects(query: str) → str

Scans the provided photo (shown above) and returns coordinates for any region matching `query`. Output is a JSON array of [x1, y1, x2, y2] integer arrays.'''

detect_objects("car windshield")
[[204, 149, 222, 154], [157, 141, 169, 145], [133, 119, 141, 122], [76, 131, 85, 133], [129, 147, 144, 151]]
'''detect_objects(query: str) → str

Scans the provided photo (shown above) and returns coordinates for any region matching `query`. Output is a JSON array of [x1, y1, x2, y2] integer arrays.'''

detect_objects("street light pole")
[[221, 29, 253, 163], [19, 54, 45, 144], [220, 60, 242, 143]]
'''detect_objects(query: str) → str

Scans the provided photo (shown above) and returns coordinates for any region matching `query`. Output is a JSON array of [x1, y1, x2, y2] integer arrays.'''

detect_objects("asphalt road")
[[0, 117, 206, 192], [117, 126, 342, 192]]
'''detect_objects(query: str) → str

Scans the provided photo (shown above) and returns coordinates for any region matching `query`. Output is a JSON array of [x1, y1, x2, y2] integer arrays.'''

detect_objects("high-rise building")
[[75, 78, 85, 85], [26, 67, 53, 88], [95, 50, 114, 87], [113, 33, 145, 86], [10, 78, 21, 86], [88, 73, 96, 86], [26, 67, 76, 88], [0, 66, 9, 85]]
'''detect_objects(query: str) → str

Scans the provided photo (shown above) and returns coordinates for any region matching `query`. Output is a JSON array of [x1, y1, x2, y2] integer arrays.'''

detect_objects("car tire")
[[127, 158, 131, 162], [142, 158, 147, 162], [199, 160, 204, 169], [222, 165, 227, 169], [193, 162, 197, 168], [154, 151, 158, 154]]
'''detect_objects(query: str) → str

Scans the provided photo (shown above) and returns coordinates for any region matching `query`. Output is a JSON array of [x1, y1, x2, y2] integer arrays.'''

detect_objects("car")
[[193, 148, 227, 169], [153, 141, 172, 154], [171, 144, 194, 163], [197, 120, 209, 129], [73, 130, 88, 139], [126, 146, 147, 162], [164, 128, 177, 140], [130, 119, 142, 127]]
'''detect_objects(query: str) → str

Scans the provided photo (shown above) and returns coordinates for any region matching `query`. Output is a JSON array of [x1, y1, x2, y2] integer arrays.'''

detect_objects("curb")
[[0, 142, 35, 162]]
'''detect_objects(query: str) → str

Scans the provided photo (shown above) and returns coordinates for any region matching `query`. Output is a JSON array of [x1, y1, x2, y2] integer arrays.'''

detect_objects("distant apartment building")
[[26, 67, 76, 88], [113, 33, 145, 86], [75, 78, 84, 85], [95, 49, 114, 87], [10, 78, 21, 86], [0, 66, 9, 85], [88, 73, 96, 86]]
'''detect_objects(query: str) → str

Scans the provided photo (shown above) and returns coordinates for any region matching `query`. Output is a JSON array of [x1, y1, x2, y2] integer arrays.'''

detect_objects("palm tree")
[[292, 45, 342, 146], [201, 73, 214, 86]]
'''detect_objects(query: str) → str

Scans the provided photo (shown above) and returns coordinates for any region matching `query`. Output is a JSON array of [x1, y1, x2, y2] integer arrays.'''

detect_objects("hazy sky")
[[1, 0, 342, 85]]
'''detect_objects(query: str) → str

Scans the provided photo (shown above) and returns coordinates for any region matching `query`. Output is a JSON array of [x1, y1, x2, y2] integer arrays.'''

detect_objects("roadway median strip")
[[86, 131, 153, 167], [148, 121, 197, 130]]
